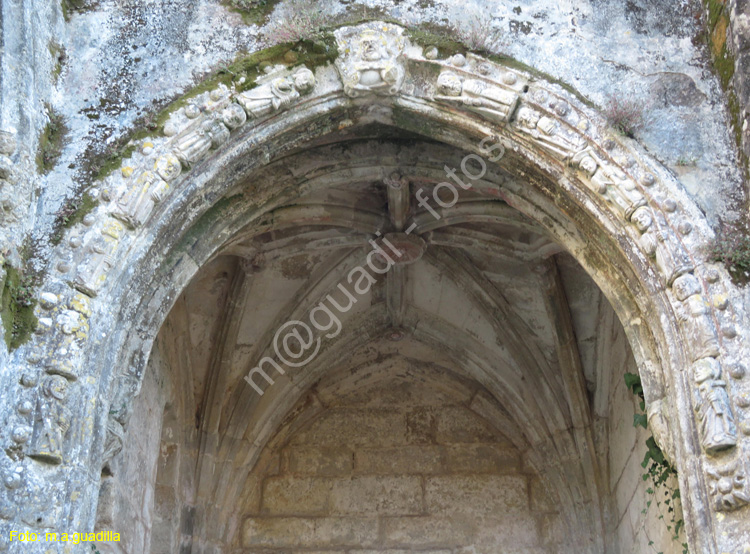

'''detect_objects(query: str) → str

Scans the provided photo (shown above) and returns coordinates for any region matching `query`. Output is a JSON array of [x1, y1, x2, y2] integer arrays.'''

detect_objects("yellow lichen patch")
[[69, 293, 92, 317]]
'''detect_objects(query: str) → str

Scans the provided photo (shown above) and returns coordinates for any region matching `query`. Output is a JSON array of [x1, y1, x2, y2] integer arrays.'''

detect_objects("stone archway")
[[2, 21, 749, 553]]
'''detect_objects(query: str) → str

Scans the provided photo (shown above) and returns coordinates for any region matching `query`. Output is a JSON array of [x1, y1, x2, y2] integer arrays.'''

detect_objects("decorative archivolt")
[[2, 21, 749, 532]]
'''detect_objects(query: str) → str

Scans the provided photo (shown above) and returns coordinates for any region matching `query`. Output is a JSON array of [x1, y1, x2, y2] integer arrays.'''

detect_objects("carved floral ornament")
[[3, 23, 748, 520]]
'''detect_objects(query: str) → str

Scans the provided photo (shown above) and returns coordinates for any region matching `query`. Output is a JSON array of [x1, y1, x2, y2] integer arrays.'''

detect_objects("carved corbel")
[[334, 23, 406, 97]]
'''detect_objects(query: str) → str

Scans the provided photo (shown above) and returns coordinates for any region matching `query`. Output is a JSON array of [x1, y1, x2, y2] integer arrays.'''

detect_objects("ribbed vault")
[[141, 136, 644, 551]]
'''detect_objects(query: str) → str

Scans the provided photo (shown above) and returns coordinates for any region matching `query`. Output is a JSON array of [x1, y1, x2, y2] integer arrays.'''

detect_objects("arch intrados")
[[88, 105, 686, 538]]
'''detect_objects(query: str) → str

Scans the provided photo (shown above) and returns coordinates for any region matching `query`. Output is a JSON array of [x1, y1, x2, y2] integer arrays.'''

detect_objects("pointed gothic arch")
[[5, 21, 749, 553]]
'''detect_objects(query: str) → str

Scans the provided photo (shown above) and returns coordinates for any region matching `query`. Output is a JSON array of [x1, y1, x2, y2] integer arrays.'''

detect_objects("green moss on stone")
[[94, 37, 338, 182], [701, 1, 748, 182], [36, 105, 68, 174], [714, 43, 736, 90], [489, 54, 597, 110], [48, 41, 66, 85], [0, 263, 38, 351], [705, 0, 725, 31], [50, 192, 99, 245], [181, 195, 237, 245], [93, 144, 136, 182], [61, 0, 99, 21], [223, 0, 281, 26], [164, 195, 240, 268], [406, 26, 466, 58]]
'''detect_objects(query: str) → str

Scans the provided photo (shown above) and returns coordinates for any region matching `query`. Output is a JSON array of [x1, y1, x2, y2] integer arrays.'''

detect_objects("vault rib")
[[217, 247, 370, 442], [424, 247, 571, 428], [386, 264, 406, 327], [540, 257, 606, 541], [194, 260, 251, 501], [408, 200, 546, 235]]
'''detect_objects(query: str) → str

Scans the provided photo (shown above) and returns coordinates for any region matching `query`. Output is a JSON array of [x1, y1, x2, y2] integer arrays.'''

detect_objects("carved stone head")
[[631, 206, 653, 233], [293, 68, 316, 93], [516, 106, 541, 129], [437, 72, 462, 97], [222, 103, 247, 130], [672, 273, 701, 301], [694, 357, 721, 384], [359, 30, 385, 61], [334, 23, 406, 97], [579, 155, 598, 176]]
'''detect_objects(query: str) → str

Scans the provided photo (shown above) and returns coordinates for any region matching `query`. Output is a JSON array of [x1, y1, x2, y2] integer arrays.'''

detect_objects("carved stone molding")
[[434, 69, 520, 124]]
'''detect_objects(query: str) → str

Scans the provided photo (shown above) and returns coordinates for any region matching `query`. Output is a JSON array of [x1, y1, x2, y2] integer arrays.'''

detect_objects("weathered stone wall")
[[705, 0, 750, 191], [0, 0, 744, 258], [94, 344, 169, 553], [239, 361, 564, 553]]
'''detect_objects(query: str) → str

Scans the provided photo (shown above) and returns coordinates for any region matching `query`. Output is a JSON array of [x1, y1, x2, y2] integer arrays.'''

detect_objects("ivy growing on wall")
[[625, 372, 688, 554]]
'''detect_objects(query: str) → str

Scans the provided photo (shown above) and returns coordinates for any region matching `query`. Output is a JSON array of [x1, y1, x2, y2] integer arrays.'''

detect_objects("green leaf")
[[634, 413, 648, 429], [624, 372, 641, 390]]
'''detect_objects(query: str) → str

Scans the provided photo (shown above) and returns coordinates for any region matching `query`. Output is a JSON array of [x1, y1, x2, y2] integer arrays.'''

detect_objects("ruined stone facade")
[[1, 1, 750, 553]]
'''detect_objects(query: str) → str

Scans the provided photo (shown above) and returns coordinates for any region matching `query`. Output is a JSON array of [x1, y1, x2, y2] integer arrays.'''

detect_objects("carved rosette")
[[334, 23, 406, 97], [707, 461, 750, 512]]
